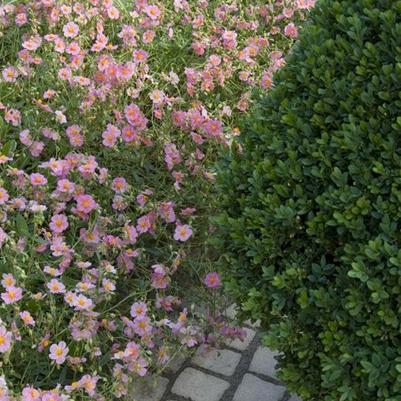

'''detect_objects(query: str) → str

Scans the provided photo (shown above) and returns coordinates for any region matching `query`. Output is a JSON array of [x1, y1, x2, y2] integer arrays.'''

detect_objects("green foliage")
[[214, 0, 401, 400]]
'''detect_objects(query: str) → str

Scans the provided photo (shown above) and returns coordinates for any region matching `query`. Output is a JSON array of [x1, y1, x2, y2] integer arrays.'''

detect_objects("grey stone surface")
[[172, 368, 230, 401], [224, 327, 256, 351], [166, 353, 186, 373], [233, 374, 286, 401], [225, 304, 238, 319], [192, 347, 241, 376], [249, 346, 279, 378], [131, 376, 169, 401]]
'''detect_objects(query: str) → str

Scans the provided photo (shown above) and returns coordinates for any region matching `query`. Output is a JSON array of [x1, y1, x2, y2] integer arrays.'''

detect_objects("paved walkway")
[[130, 307, 301, 401]]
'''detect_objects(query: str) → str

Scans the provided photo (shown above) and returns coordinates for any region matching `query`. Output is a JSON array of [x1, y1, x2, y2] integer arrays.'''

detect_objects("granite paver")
[[172, 368, 230, 401], [131, 376, 169, 401], [192, 348, 241, 376], [249, 346, 279, 379], [131, 308, 301, 401], [233, 374, 286, 401]]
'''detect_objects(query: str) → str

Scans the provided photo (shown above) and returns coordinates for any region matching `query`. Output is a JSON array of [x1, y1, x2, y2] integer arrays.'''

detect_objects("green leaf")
[[15, 214, 30, 237]]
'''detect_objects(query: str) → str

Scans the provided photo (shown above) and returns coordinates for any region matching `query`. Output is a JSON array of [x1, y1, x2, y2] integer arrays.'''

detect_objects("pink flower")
[[102, 124, 121, 147], [159, 202, 176, 223], [49, 341, 68, 364], [124, 103, 147, 130], [164, 143, 181, 170], [149, 89, 165, 105], [136, 215, 151, 234], [2, 66, 19, 82], [66, 41, 81, 56], [73, 294, 94, 310], [143, 30, 155, 44], [203, 119, 223, 137], [29, 141, 45, 157], [15, 12, 28, 26], [112, 177, 128, 193], [133, 316, 152, 337], [57, 179, 75, 194], [151, 264, 169, 289], [54, 38, 66, 53], [107, 6, 120, 19], [43, 89, 56, 99], [204, 272, 221, 288], [75, 194, 97, 214], [1, 286, 23, 304], [1, 274, 15, 288], [180, 207, 196, 216], [130, 357, 148, 376], [102, 278, 116, 293], [78, 374, 99, 396], [30, 173, 47, 186], [130, 302, 148, 319], [122, 341, 140, 360], [20, 311, 35, 326], [66, 124, 83, 147], [0, 154, 12, 164], [49, 214, 69, 233], [133, 49, 149, 64], [47, 279, 66, 294], [0, 187, 9, 205], [41, 392, 61, 401], [192, 41, 206, 55], [0, 326, 12, 353], [123, 225, 138, 244], [118, 62, 135, 81], [145, 5, 161, 20], [58, 67, 71, 81], [80, 227, 100, 244], [4, 108, 21, 126], [284, 23, 298, 38], [22, 34, 42, 51], [222, 30, 237, 49], [297, 0, 316, 9], [22, 386, 41, 401], [121, 125, 140, 143], [63, 22, 79, 38], [173, 224, 193, 242]]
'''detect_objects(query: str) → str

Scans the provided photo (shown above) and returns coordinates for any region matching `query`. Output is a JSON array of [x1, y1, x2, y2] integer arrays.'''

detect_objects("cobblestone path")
[[130, 306, 301, 401]]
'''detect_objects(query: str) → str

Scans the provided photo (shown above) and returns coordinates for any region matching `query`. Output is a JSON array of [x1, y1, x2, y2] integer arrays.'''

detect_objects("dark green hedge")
[[214, 1, 401, 400]]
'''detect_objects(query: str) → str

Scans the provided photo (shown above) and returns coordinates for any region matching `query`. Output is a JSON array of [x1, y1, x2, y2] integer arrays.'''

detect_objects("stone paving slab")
[[172, 367, 230, 401], [192, 348, 241, 376], [233, 374, 286, 401], [166, 354, 186, 374], [131, 376, 169, 401], [131, 306, 301, 401], [249, 346, 279, 379], [225, 304, 238, 319]]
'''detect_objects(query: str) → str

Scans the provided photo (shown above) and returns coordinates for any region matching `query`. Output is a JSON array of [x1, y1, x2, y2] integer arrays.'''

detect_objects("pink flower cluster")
[[0, 0, 309, 399]]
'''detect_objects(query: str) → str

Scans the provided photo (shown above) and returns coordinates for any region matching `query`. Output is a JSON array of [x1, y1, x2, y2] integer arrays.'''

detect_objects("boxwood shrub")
[[214, 0, 401, 400]]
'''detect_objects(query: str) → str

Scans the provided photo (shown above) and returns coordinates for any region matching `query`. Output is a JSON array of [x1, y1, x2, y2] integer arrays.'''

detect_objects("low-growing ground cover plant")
[[215, 0, 401, 400], [0, 0, 312, 399]]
